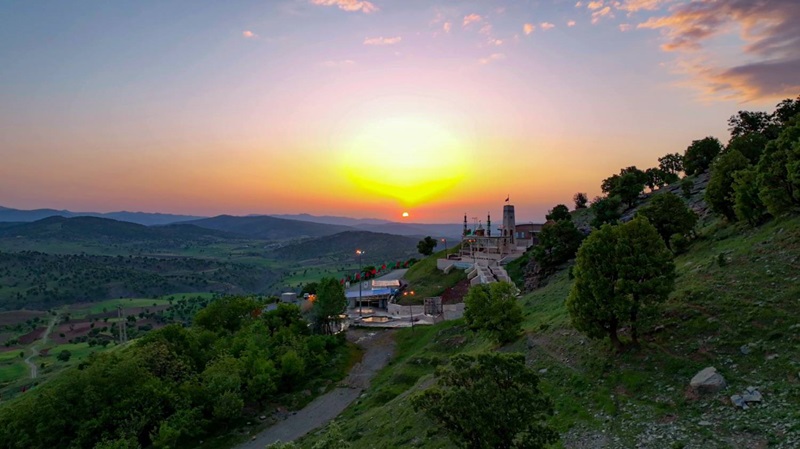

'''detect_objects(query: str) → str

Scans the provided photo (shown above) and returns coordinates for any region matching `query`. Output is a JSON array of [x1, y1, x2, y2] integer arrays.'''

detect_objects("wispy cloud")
[[637, 0, 800, 100], [619, 23, 633, 32], [479, 24, 493, 36], [575, 1, 584, 7], [310, 0, 377, 14], [541, 22, 555, 31], [616, 0, 671, 13], [363, 36, 402, 46], [479, 53, 506, 65], [320, 59, 356, 68], [523, 23, 535, 35], [591, 6, 613, 24], [567, 20, 577, 27], [463, 13, 482, 27], [587, 1, 604, 10], [242, 30, 258, 39], [443, 22, 452, 33]]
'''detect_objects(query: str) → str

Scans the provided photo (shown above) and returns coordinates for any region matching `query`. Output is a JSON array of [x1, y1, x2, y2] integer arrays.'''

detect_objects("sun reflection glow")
[[340, 118, 471, 205]]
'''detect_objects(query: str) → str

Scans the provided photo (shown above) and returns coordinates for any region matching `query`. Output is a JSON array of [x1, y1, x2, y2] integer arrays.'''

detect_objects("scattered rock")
[[698, 420, 712, 426], [731, 387, 763, 409], [690, 367, 727, 394], [739, 345, 751, 355], [766, 353, 779, 361], [538, 368, 548, 375], [259, 415, 266, 420]]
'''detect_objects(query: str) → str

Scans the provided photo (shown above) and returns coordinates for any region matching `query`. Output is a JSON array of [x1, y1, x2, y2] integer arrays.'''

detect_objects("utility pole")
[[356, 249, 365, 316]]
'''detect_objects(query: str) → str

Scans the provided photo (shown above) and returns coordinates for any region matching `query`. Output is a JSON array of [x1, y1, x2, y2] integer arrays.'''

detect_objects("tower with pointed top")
[[487, 213, 491, 237], [463, 213, 468, 237]]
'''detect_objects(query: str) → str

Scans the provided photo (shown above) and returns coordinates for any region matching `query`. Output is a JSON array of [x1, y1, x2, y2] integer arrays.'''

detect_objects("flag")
[[505, 195, 510, 203]]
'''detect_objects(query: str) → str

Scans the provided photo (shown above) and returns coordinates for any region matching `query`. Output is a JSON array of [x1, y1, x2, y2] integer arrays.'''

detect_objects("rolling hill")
[[181, 215, 354, 241], [0, 206, 203, 225], [268, 231, 419, 263]]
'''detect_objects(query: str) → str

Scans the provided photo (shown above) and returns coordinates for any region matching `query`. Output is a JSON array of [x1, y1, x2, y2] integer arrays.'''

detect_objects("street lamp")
[[356, 249, 365, 316], [404, 290, 416, 331], [441, 238, 447, 258]]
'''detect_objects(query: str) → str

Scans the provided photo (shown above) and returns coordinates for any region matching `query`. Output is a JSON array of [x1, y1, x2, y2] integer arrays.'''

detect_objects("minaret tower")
[[487, 213, 491, 237], [463, 213, 468, 237]]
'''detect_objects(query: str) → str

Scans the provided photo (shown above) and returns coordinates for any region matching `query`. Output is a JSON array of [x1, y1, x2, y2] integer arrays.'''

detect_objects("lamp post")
[[441, 238, 447, 258], [356, 249, 364, 316], [405, 290, 416, 331]]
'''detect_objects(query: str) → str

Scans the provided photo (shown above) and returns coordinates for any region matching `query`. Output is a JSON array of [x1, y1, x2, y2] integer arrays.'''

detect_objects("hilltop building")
[[437, 201, 543, 285]]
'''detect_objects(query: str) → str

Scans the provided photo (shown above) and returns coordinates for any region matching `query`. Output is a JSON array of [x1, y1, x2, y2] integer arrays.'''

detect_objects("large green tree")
[[726, 133, 768, 165], [412, 352, 557, 449], [545, 204, 571, 222], [311, 277, 348, 335], [417, 236, 437, 256], [590, 196, 622, 229], [637, 192, 697, 248], [567, 217, 675, 351], [705, 149, 751, 221], [684, 137, 723, 175], [531, 220, 584, 271], [756, 122, 800, 216], [464, 282, 523, 344], [658, 153, 684, 176], [732, 167, 768, 226]]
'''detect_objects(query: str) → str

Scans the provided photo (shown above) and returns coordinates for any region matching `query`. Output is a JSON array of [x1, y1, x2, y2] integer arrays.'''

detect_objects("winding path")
[[236, 329, 396, 449], [24, 313, 59, 379]]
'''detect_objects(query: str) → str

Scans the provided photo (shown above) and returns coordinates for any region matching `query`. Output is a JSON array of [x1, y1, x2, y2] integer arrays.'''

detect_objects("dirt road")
[[236, 329, 395, 449], [24, 313, 59, 379]]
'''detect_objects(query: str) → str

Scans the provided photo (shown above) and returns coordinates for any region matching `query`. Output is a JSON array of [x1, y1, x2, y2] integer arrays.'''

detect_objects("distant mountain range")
[[0, 206, 464, 239], [0, 216, 236, 243], [0, 206, 202, 226]]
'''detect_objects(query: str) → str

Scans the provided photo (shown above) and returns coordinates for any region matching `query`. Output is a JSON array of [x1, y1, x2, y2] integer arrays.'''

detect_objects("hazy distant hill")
[[0, 206, 204, 225], [269, 230, 418, 263], [354, 222, 463, 239], [269, 213, 391, 227], [181, 215, 354, 240], [0, 216, 236, 243]]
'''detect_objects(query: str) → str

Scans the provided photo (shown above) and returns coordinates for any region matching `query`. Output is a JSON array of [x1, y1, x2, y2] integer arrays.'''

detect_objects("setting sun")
[[402, 212, 409, 218], [339, 118, 473, 206]]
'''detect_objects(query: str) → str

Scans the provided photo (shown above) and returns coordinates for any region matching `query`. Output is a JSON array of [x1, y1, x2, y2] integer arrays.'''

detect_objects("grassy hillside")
[[299, 214, 800, 448], [401, 246, 466, 302]]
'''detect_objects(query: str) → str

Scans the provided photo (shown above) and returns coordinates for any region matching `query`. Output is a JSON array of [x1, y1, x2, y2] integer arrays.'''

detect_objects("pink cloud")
[[541, 22, 555, 31], [567, 20, 577, 27], [310, 0, 377, 14], [242, 30, 257, 39], [619, 24, 633, 32], [363, 36, 402, 45], [637, 0, 800, 100], [587, 1, 604, 10], [479, 53, 506, 65], [463, 13, 482, 27], [523, 23, 535, 35], [443, 22, 452, 33]]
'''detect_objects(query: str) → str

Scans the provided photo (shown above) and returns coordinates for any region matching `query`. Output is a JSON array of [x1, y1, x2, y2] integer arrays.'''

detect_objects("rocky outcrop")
[[690, 366, 726, 394]]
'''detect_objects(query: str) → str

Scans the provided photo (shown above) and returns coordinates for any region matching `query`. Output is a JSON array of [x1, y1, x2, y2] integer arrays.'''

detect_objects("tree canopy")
[[684, 137, 722, 175], [705, 149, 751, 221], [412, 352, 557, 449], [637, 192, 697, 248], [573, 192, 588, 209], [567, 217, 675, 351], [417, 236, 437, 256], [545, 204, 571, 222], [311, 277, 348, 335], [464, 282, 523, 344]]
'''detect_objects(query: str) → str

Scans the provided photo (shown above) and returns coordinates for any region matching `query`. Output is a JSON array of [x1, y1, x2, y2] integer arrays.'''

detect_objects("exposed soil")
[[440, 278, 469, 304]]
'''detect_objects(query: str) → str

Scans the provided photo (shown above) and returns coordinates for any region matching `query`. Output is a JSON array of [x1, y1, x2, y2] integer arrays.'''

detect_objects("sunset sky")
[[1, 0, 798, 222]]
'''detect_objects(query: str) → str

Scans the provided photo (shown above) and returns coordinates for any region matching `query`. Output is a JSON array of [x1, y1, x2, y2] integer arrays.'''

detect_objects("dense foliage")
[[589, 196, 622, 229], [705, 149, 751, 221], [636, 192, 697, 249], [463, 282, 523, 344], [412, 352, 557, 449], [310, 278, 348, 335], [0, 251, 272, 310], [0, 297, 347, 449], [567, 218, 675, 351], [683, 137, 722, 175], [417, 236, 437, 256], [531, 220, 584, 272]]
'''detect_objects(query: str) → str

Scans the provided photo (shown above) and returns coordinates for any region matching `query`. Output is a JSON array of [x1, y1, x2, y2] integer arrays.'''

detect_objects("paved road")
[[236, 329, 396, 449], [24, 313, 59, 379]]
